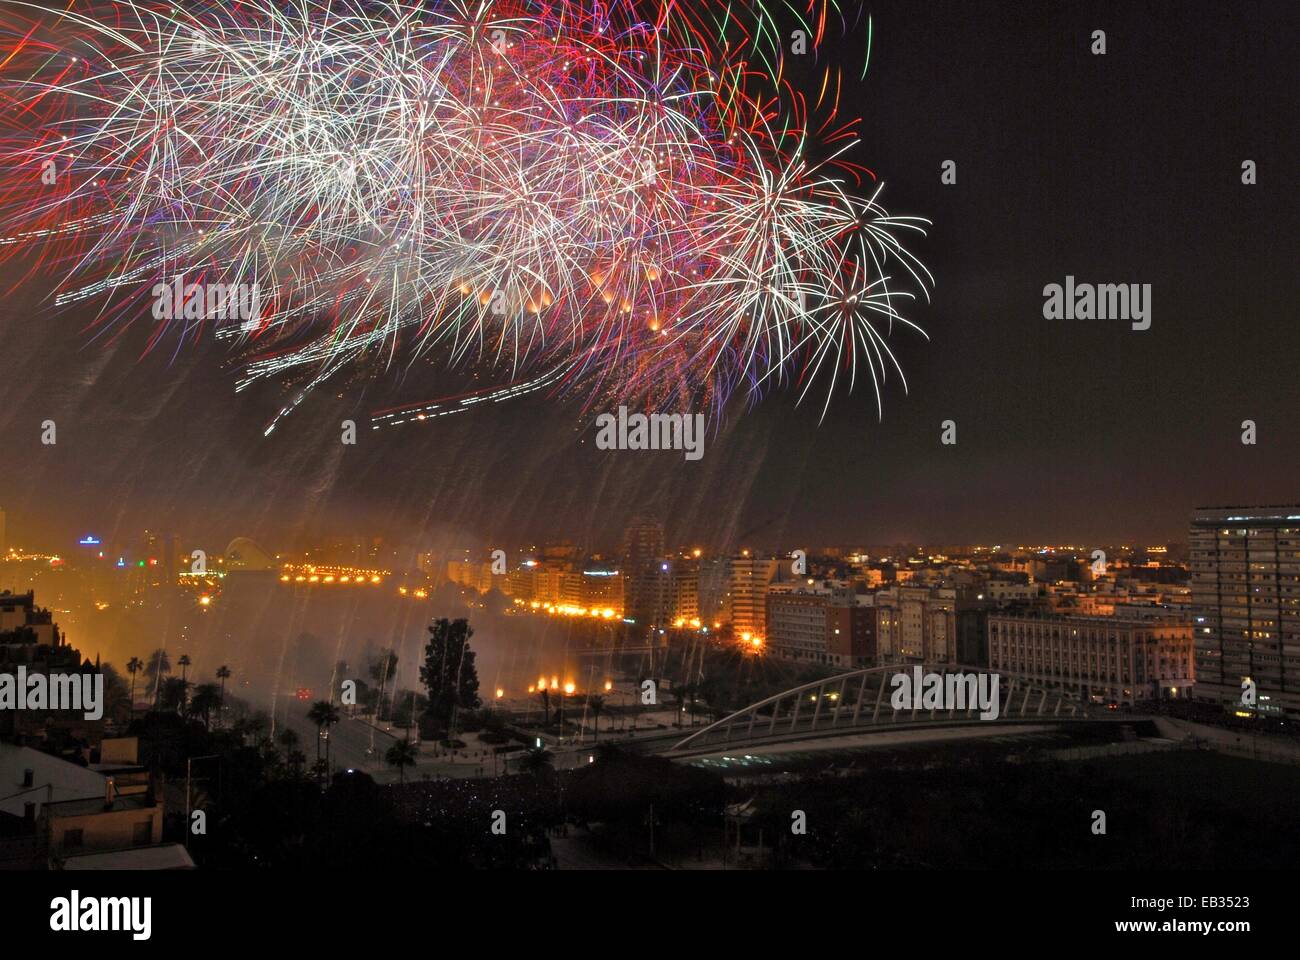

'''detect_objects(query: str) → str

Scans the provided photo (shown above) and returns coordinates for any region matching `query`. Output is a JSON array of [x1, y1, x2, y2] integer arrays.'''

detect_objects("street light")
[[559, 681, 575, 743], [184, 754, 221, 850]]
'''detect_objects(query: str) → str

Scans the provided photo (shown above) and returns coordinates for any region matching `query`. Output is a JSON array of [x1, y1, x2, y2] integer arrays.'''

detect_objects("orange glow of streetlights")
[[604, 680, 612, 692], [495, 688, 504, 699], [564, 681, 575, 695]]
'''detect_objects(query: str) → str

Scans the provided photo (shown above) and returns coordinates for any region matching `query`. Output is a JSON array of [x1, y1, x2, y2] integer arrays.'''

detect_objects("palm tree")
[[126, 657, 143, 714], [177, 655, 192, 711], [286, 750, 308, 778], [385, 738, 418, 784], [306, 700, 341, 780], [215, 665, 231, 727], [370, 650, 398, 720], [158, 677, 188, 713], [586, 695, 605, 742], [519, 746, 553, 777], [189, 683, 221, 729], [145, 649, 170, 708], [98, 664, 132, 725], [276, 727, 300, 762]]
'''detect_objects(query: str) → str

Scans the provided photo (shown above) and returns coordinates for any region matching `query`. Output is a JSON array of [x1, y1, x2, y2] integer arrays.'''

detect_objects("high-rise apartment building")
[[1190, 505, 1300, 716], [621, 518, 668, 628], [728, 553, 780, 638], [668, 556, 699, 623]]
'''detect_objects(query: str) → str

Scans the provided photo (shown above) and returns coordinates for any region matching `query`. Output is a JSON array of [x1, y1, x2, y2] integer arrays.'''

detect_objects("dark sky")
[[0, 0, 1296, 556]]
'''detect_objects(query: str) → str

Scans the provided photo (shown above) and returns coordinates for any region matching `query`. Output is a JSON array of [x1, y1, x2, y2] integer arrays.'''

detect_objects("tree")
[[276, 727, 300, 763], [95, 664, 132, 726], [215, 665, 231, 727], [385, 738, 418, 784], [145, 649, 170, 708], [587, 695, 605, 742], [189, 683, 221, 729], [419, 618, 480, 736], [306, 700, 341, 781], [177, 654, 192, 711], [243, 713, 268, 744], [126, 657, 143, 714], [519, 746, 553, 777], [158, 676, 188, 714], [369, 650, 399, 720], [286, 750, 308, 778], [481, 710, 509, 738], [390, 690, 426, 731]]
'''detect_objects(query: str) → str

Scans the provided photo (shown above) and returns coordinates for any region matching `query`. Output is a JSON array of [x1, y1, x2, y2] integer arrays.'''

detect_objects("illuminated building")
[[506, 560, 539, 600], [873, 585, 958, 664], [669, 556, 700, 622], [621, 518, 668, 627], [224, 537, 274, 572], [579, 561, 623, 612], [0, 591, 57, 646], [1190, 505, 1300, 716], [728, 554, 780, 637], [765, 581, 876, 668], [988, 613, 1194, 704], [0, 592, 98, 741]]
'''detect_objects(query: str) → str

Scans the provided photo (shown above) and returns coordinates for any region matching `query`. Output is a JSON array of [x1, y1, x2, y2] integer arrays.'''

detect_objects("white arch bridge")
[[662, 664, 1094, 757]]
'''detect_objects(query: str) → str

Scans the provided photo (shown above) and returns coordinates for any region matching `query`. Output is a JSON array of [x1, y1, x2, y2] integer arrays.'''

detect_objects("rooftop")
[[0, 743, 106, 819], [43, 792, 155, 819], [59, 843, 194, 870]]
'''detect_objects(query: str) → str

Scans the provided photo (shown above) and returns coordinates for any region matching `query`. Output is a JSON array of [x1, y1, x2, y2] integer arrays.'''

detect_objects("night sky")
[[0, 0, 1296, 555]]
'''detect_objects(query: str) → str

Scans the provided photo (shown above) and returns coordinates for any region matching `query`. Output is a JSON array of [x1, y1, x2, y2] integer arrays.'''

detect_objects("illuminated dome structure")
[[224, 538, 274, 572]]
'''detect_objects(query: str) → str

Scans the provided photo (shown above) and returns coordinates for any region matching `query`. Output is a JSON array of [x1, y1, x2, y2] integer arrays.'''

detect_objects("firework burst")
[[0, 0, 932, 431]]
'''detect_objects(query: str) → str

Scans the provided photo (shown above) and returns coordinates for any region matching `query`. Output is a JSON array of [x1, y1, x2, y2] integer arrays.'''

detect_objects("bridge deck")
[[665, 663, 1091, 755]]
